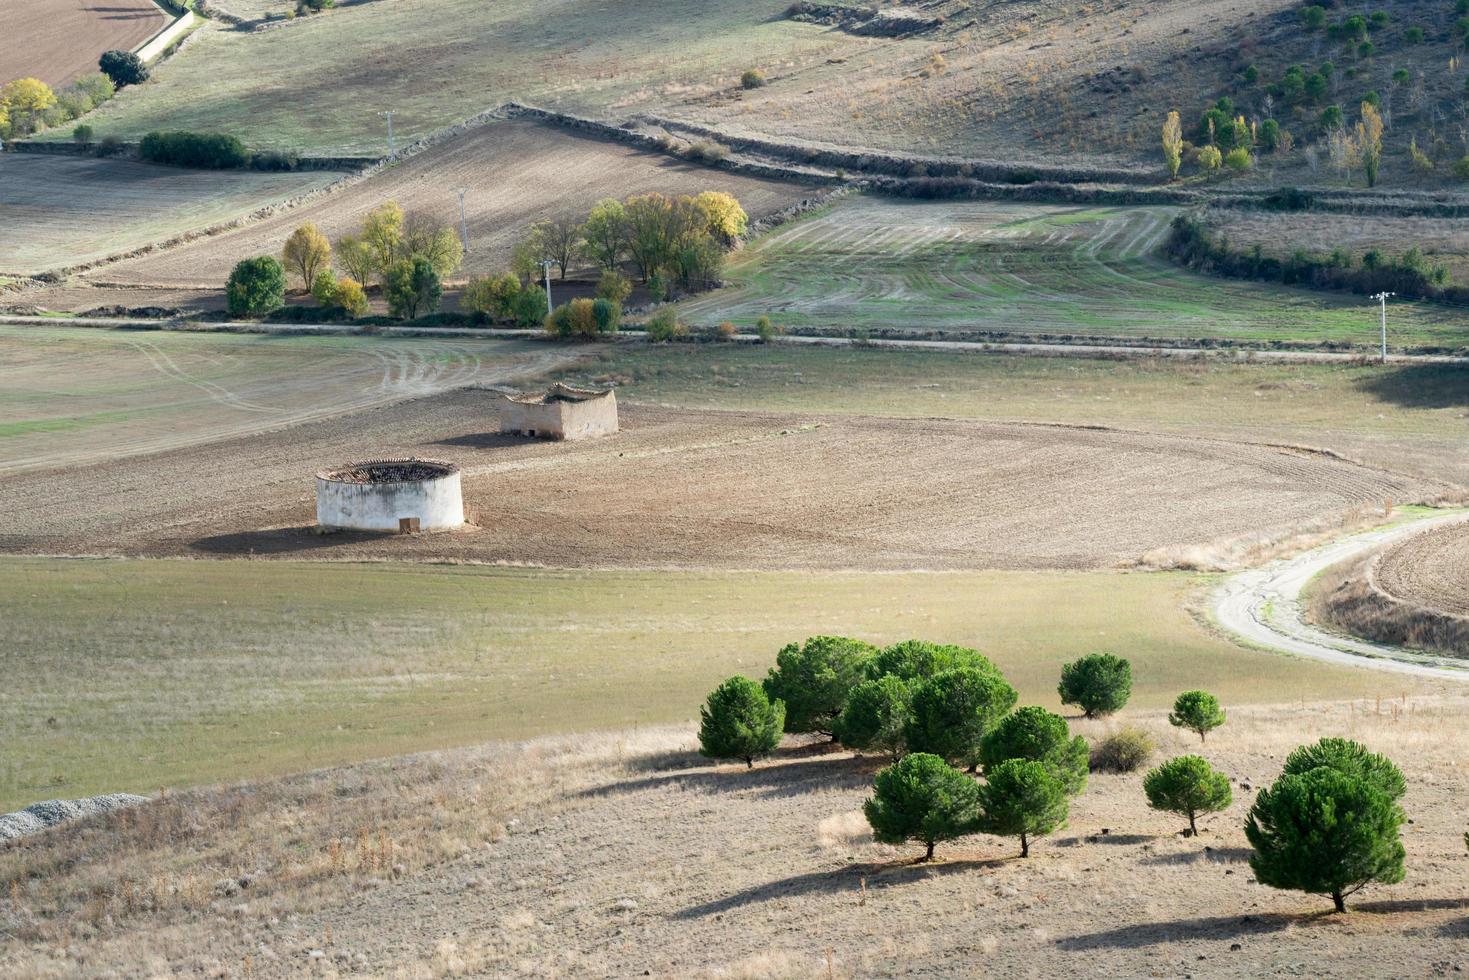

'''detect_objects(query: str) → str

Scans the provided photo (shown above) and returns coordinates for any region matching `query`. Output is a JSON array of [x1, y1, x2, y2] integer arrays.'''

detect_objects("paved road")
[[1213, 510, 1469, 680], [3, 315, 1468, 364]]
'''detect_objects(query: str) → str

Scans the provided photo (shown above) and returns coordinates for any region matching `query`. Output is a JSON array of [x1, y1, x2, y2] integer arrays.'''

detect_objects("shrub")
[[1168, 690, 1225, 742], [977, 759, 1068, 857], [1224, 147, 1252, 172], [687, 139, 730, 164], [1406, 27, 1424, 44], [97, 135, 121, 157], [568, 297, 600, 338], [282, 223, 331, 289], [333, 277, 369, 317], [226, 256, 286, 317], [905, 667, 1018, 771], [716, 320, 738, 341], [1143, 755, 1232, 834], [383, 257, 441, 320], [1196, 145, 1222, 172], [645, 307, 685, 342], [596, 269, 632, 304], [1454, 156, 1469, 181], [979, 706, 1088, 795], [867, 640, 1000, 684], [1299, 5, 1326, 30], [698, 676, 784, 768], [762, 636, 877, 737], [755, 315, 782, 343], [310, 269, 338, 308], [1258, 119, 1280, 152], [591, 297, 621, 335], [544, 302, 575, 338], [863, 753, 980, 861], [511, 285, 548, 327], [1057, 653, 1131, 718], [98, 50, 148, 87], [462, 272, 522, 320], [72, 124, 93, 145], [1279, 738, 1405, 800], [140, 131, 249, 170], [250, 150, 299, 172], [1089, 726, 1155, 773], [833, 675, 911, 759], [741, 68, 767, 89], [1320, 105, 1344, 130], [1246, 767, 1405, 912]]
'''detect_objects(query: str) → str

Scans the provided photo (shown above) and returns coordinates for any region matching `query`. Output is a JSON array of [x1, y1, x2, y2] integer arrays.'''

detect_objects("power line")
[[1371, 291, 1393, 364], [380, 110, 395, 154]]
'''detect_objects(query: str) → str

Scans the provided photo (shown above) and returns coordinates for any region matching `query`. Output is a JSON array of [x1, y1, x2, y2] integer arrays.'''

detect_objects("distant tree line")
[[1166, 213, 1463, 305]]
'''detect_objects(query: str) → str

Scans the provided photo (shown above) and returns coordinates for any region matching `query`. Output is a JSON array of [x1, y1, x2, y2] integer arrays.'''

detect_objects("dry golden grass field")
[[0, 0, 167, 89], [4, 698, 1469, 977]]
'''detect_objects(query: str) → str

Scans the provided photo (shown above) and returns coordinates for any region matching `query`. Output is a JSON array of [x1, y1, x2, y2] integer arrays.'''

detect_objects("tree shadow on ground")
[[1056, 911, 1316, 950], [619, 738, 849, 775], [674, 855, 1009, 919], [1053, 833, 1155, 847], [1354, 363, 1469, 410], [579, 752, 879, 801], [1355, 898, 1469, 915], [1140, 845, 1253, 865]]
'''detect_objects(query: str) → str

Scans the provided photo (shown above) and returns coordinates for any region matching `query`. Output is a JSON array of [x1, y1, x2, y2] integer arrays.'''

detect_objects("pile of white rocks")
[[0, 794, 148, 841]]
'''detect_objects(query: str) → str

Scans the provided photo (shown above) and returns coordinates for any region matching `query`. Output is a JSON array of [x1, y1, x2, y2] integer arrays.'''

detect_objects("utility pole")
[[1371, 291, 1393, 364], [456, 187, 470, 253], [380, 110, 395, 153], [540, 258, 554, 312]]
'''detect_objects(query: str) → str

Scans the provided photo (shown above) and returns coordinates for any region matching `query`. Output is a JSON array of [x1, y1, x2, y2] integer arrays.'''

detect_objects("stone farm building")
[[500, 384, 619, 440]]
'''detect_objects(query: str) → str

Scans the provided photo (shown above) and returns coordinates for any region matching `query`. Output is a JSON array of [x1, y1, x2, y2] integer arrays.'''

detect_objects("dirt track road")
[[1213, 511, 1469, 679]]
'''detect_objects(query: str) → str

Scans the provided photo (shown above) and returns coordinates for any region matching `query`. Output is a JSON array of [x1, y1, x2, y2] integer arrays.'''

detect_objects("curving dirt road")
[[1213, 510, 1469, 679]]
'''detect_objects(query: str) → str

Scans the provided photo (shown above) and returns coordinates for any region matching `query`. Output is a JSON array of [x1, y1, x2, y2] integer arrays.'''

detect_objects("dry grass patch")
[[6, 699, 1469, 976]]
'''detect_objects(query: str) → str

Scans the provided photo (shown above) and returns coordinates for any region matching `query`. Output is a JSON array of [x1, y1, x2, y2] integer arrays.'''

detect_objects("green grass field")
[[0, 557, 1428, 812], [561, 341, 1469, 484], [678, 197, 1469, 351], [53, 0, 848, 154]]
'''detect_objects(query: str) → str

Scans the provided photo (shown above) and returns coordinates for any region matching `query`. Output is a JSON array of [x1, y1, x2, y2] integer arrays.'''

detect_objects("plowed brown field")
[[0, 0, 167, 89], [0, 396, 1442, 570], [92, 119, 809, 287], [1374, 519, 1469, 616]]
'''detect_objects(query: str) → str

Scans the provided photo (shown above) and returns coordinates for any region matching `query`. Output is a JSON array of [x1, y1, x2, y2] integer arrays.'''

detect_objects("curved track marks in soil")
[[1374, 519, 1469, 617]]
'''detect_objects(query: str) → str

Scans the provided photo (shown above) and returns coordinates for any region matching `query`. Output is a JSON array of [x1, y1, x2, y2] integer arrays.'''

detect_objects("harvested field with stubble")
[[679, 196, 1469, 350], [0, 0, 167, 89], [0, 153, 335, 276], [89, 118, 809, 288], [0, 325, 580, 473], [5, 698, 1469, 977], [0, 396, 1447, 571]]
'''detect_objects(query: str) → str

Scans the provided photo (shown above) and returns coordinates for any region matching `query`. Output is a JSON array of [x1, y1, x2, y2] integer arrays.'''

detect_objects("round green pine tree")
[[905, 666, 1018, 771], [977, 758, 1069, 857], [1143, 755, 1232, 834], [226, 256, 286, 317], [979, 706, 1088, 796], [762, 635, 876, 737], [1169, 691, 1226, 742], [1246, 766, 1406, 913], [863, 752, 981, 861], [833, 674, 912, 759], [1057, 653, 1132, 718], [1280, 738, 1405, 801], [865, 640, 1001, 684], [698, 676, 784, 769]]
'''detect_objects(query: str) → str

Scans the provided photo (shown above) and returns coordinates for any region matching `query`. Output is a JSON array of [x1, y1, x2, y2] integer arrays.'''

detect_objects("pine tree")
[[1143, 755, 1232, 834], [906, 667, 1017, 771], [1057, 653, 1132, 718], [979, 706, 1088, 795], [1168, 691, 1225, 742], [863, 753, 980, 861], [698, 676, 784, 768], [1246, 767, 1405, 912], [977, 759, 1068, 857], [762, 635, 876, 737]]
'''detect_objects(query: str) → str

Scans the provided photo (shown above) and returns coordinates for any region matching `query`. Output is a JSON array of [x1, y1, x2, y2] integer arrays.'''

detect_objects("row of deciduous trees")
[[697, 636, 1413, 913]]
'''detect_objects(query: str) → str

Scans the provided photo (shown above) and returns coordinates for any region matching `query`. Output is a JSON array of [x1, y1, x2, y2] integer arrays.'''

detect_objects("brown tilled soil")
[[5, 698, 1469, 977], [1375, 520, 1469, 617], [0, 0, 167, 89], [0, 396, 1445, 570], [88, 119, 810, 288]]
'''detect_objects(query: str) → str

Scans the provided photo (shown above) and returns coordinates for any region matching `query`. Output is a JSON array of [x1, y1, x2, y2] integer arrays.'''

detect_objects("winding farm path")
[[1213, 510, 1469, 679]]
